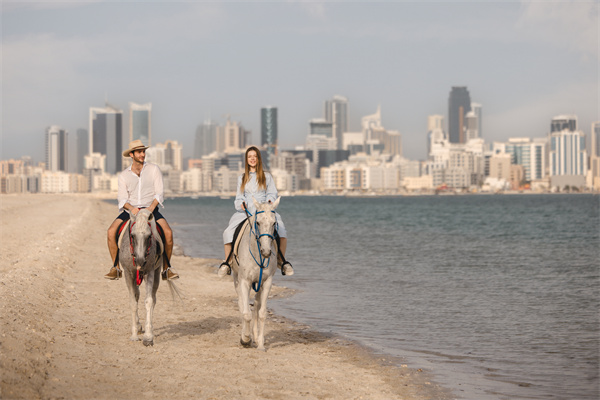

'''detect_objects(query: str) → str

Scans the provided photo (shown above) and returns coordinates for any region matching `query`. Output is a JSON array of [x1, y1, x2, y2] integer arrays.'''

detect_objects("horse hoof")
[[240, 338, 252, 348], [130, 336, 139, 342], [143, 339, 154, 347]]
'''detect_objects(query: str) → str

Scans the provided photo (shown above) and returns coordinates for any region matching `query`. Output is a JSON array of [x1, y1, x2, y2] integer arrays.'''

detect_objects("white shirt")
[[117, 162, 164, 212]]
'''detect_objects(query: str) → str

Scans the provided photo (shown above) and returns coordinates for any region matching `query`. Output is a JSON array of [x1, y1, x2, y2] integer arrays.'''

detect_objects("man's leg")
[[157, 218, 178, 280], [105, 218, 124, 279]]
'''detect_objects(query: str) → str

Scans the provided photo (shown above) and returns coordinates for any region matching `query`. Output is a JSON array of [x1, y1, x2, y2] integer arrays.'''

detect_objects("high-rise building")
[[129, 102, 152, 145], [590, 122, 600, 190], [45, 125, 68, 172], [551, 115, 577, 133], [324, 95, 348, 149], [505, 138, 547, 181], [194, 119, 219, 158], [465, 111, 479, 141], [309, 118, 333, 137], [448, 86, 471, 144], [549, 130, 586, 176], [261, 106, 278, 169], [471, 103, 482, 138], [89, 104, 123, 174], [76, 128, 88, 174]]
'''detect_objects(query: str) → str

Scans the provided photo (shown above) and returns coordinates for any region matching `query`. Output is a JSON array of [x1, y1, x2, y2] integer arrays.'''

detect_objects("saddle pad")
[[233, 220, 250, 258]]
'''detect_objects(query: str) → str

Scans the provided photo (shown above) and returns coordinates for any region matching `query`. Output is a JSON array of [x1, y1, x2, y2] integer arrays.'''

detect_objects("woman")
[[218, 146, 294, 277]]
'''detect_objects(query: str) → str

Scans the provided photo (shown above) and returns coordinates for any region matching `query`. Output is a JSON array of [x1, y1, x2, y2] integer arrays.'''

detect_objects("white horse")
[[118, 209, 164, 346], [231, 197, 281, 351]]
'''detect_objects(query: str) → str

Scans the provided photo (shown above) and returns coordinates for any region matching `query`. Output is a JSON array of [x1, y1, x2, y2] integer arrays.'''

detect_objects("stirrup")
[[281, 261, 293, 276], [218, 261, 232, 276]]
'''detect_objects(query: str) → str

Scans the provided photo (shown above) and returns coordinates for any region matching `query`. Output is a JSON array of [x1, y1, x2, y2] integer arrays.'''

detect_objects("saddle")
[[113, 218, 168, 269], [227, 218, 285, 266]]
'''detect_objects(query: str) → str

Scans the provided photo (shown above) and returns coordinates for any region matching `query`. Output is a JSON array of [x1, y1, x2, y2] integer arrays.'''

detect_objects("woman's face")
[[247, 150, 258, 170]]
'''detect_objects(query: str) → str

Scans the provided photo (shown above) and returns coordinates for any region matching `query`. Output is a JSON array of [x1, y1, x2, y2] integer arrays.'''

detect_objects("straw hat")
[[123, 140, 149, 157]]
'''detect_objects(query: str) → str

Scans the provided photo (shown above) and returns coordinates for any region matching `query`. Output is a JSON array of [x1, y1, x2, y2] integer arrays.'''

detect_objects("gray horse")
[[231, 197, 280, 351], [118, 209, 165, 346]]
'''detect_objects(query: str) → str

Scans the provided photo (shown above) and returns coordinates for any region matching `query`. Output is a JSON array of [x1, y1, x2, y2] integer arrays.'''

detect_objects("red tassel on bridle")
[[136, 269, 143, 285]]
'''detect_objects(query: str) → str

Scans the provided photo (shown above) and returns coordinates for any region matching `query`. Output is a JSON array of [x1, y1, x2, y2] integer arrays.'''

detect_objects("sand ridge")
[[0, 193, 453, 400]]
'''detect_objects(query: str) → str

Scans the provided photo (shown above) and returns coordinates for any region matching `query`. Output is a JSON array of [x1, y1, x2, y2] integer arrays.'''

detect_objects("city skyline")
[[2, 1, 597, 164]]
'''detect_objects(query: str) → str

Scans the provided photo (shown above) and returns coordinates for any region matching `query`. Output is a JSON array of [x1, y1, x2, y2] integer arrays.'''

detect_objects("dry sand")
[[0, 193, 453, 400]]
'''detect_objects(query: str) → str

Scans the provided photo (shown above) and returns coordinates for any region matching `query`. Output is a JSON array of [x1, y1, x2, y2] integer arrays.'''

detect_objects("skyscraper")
[[129, 102, 152, 145], [45, 125, 68, 172], [324, 95, 348, 149], [471, 103, 482, 138], [551, 115, 577, 132], [89, 104, 123, 174], [194, 119, 219, 158], [76, 128, 88, 174], [261, 106, 278, 169], [448, 87, 471, 144]]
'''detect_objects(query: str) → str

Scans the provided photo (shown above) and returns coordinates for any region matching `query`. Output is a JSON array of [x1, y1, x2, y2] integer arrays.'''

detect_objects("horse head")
[[252, 196, 280, 259], [129, 209, 154, 268]]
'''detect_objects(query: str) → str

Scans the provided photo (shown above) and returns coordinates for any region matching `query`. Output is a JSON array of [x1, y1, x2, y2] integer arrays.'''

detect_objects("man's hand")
[[131, 207, 140, 216]]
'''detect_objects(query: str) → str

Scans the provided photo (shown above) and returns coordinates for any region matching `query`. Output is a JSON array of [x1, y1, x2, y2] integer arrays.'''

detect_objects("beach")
[[0, 193, 452, 400]]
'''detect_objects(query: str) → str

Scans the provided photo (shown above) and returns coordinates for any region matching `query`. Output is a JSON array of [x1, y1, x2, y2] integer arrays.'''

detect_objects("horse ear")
[[252, 196, 259, 210], [272, 196, 281, 209], [148, 212, 154, 221]]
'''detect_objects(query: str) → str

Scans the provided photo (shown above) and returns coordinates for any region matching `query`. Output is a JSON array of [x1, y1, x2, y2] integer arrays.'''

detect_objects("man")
[[105, 139, 179, 281]]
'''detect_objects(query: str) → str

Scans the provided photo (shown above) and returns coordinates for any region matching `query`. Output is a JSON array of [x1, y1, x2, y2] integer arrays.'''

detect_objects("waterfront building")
[[149, 140, 183, 171], [181, 168, 203, 192], [489, 153, 512, 182], [129, 102, 152, 145], [448, 86, 471, 144], [549, 127, 587, 189], [343, 132, 365, 154], [324, 95, 348, 149], [89, 104, 123, 174], [270, 151, 310, 179], [261, 106, 278, 169], [45, 125, 68, 173], [504, 137, 547, 182]]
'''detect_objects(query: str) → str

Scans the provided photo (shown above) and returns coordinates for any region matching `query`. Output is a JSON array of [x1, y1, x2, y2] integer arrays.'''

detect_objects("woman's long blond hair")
[[240, 146, 266, 193]]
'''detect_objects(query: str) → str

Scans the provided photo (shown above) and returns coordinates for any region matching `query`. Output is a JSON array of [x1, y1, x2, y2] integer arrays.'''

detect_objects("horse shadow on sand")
[[153, 316, 239, 343]]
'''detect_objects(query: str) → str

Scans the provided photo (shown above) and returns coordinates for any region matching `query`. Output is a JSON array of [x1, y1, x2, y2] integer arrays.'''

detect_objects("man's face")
[[132, 149, 146, 164]]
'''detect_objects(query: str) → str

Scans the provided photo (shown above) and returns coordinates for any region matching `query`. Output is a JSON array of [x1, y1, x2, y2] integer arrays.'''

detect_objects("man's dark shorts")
[[117, 208, 165, 222]]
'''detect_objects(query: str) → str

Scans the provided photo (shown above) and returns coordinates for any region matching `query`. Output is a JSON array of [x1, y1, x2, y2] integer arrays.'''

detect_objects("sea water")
[[163, 194, 599, 400]]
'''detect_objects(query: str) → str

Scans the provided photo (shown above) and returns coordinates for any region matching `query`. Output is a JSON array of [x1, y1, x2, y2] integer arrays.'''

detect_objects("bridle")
[[244, 208, 277, 292], [129, 220, 153, 285]]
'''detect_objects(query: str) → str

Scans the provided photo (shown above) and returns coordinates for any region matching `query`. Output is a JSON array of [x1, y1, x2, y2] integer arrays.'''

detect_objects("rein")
[[244, 208, 277, 292], [129, 221, 153, 286]]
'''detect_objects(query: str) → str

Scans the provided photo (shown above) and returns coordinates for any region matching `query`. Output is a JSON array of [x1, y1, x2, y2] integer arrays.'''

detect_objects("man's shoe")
[[104, 266, 122, 280], [281, 261, 294, 276], [162, 268, 179, 281], [217, 261, 231, 278]]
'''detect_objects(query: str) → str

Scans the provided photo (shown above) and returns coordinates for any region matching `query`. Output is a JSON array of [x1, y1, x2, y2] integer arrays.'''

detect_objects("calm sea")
[[163, 194, 599, 400]]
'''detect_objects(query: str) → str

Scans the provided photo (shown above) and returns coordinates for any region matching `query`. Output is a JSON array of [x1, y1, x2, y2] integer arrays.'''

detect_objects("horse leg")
[[236, 279, 253, 347], [126, 275, 141, 341], [142, 271, 158, 346], [254, 278, 273, 351]]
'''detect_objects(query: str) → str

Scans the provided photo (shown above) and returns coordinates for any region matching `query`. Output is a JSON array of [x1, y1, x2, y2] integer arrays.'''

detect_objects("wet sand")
[[0, 193, 453, 400]]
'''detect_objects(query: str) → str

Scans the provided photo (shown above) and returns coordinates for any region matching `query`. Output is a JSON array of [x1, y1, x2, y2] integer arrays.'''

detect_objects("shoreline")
[[0, 193, 453, 399]]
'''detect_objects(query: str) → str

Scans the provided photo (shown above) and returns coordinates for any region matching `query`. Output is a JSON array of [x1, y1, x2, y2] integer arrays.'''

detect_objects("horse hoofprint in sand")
[[118, 208, 168, 346], [231, 197, 281, 351]]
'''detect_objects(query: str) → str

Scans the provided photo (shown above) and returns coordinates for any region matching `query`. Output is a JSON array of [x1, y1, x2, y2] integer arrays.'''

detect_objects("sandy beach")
[[0, 194, 452, 400]]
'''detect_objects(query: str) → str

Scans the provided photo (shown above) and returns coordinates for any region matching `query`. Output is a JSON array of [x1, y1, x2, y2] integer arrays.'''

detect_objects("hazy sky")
[[1, 0, 598, 164]]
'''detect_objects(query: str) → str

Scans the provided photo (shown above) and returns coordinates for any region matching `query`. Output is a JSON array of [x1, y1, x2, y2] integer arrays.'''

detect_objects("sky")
[[1, 0, 598, 166]]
